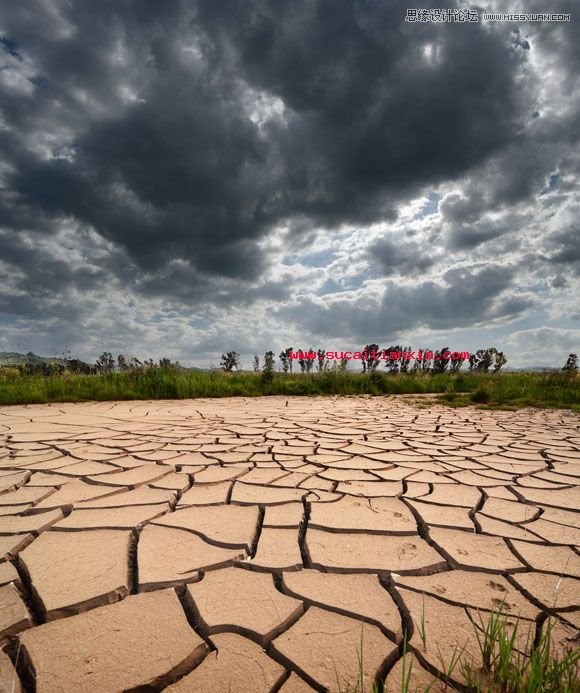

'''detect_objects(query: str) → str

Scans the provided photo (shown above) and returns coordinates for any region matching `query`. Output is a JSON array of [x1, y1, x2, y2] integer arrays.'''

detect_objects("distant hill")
[[0, 352, 207, 371], [0, 351, 67, 366], [503, 366, 561, 372]]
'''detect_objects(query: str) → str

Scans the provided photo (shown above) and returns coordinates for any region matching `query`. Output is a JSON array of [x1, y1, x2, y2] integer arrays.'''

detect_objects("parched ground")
[[0, 396, 578, 692]]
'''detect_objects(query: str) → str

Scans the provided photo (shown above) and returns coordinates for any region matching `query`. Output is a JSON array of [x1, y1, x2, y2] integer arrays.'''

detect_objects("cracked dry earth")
[[0, 397, 578, 693]]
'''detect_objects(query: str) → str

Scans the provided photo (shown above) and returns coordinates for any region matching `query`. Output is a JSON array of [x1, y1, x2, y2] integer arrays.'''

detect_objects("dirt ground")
[[0, 397, 578, 692]]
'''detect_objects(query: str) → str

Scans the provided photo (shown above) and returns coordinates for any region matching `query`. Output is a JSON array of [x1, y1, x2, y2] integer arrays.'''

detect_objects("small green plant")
[[358, 625, 365, 693], [400, 632, 413, 693], [470, 609, 580, 692], [461, 659, 484, 691], [436, 642, 467, 689], [419, 594, 427, 650], [339, 606, 579, 692], [333, 623, 384, 693]]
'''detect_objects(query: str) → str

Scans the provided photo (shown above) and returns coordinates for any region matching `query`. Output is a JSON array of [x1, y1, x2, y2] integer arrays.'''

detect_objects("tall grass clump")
[[334, 610, 578, 692], [460, 611, 579, 693]]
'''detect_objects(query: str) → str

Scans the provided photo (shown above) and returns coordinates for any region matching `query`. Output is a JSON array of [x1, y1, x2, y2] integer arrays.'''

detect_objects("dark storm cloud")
[[0, 0, 578, 369], [446, 220, 510, 251], [366, 237, 435, 276], [439, 192, 489, 225], [0, 231, 116, 326], [205, 0, 530, 226], [137, 260, 291, 307], [524, 0, 580, 86], [0, 0, 534, 303], [543, 228, 580, 275], [277, 264, 535, 340]]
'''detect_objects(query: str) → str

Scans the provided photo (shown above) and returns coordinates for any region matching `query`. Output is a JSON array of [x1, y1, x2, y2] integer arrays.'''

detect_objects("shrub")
[[471, 385, 492, 403]]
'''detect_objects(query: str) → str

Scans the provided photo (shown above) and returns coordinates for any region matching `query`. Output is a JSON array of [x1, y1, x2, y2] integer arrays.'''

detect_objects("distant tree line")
[[215, 349, 578, 375], [12, 352, 181, 376], [220, 345, 509, 375], [93, 353, 181, 374], [8, 349, 578, 378]]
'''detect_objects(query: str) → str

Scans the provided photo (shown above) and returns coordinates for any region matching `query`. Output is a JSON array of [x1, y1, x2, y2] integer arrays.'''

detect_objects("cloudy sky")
[[0, 1, 578, 369]]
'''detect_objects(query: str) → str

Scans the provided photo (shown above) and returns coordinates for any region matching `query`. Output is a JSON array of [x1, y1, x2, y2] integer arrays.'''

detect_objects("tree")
[[117, 354, 128, 371], [278, 347, 293, 374], [468, 352, 478, 371], [286, 347, 294, 374], [450, 354, 465, 373], [262, 350, 275, 384], [432, 346, 450, 374], [95, 352, 115, 374], [492, 350, 507, 373], [362, 344, 380, 372], [128, 356, 142, 370], [384, 345, 400, 375], [384, 345, 413, 375], [66, 358, 93, 375], [305, 347, 315, 373], [469, 348, 505, 373], [562, 353, 578, 372], [297, 348, 315, 373], [399, 345, 412, 374], [469, 349, 491, 372], [317, 349, 326, 372], [253, 355, 260, 372], [418, 348, 433, 372], [279, 350, 290, 373], [220, 351, 240, 372]]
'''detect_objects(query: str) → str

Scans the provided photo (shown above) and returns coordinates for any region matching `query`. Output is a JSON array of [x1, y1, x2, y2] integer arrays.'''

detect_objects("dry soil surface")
[[0, 397, 578, 692]]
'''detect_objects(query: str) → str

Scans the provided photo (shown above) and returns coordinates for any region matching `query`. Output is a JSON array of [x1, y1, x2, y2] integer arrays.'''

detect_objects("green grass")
[[419, 594, 427, 650], [434, 372, 579, 411], [0, 368, 578, 410], [334, 609, 579, 692], [461, 610, 580, 693]]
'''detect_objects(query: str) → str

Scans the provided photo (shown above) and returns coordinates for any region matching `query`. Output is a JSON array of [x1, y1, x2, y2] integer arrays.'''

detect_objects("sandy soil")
[[0, 396, 578, 691]]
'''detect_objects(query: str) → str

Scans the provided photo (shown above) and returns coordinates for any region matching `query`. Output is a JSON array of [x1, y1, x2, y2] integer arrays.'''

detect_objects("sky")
[[0, 0, 578, 369]]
